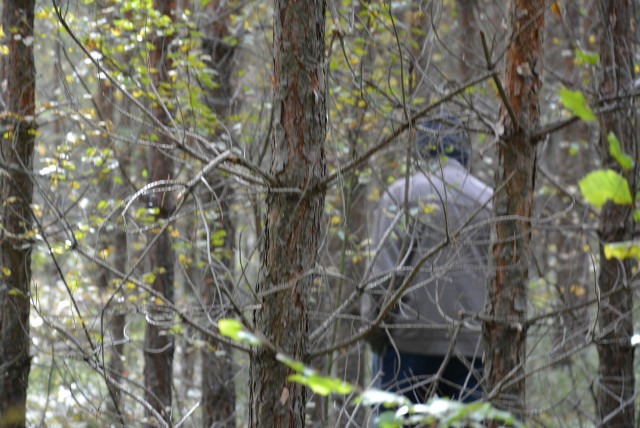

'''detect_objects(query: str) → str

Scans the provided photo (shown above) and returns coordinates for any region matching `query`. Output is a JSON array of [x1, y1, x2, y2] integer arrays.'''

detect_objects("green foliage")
[[575, 48, 600, 66], [276, 353, 354, 396], [559, 87, 596, 122], [578, 169, 633, 208], [219, 320, 521, 426], [217, 318, 261, 346], [211, 229, 227, 246], [287, 373, 353, 396], [358, 392, 523, 428], [581, 132, 639, 262], [608, 132, 634, 171], [604, 241, 640, 261]]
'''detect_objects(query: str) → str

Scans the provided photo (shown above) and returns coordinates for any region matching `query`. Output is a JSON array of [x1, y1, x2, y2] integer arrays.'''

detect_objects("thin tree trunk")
[[0, 2, 36, 427], [200, 2, 238, 426], [456, 0, 478, 83], [248, 0, 326, 426], [483, 0, 544, 420], [596, 1, 636, 426], [144, 1, 177, 425], [95, 78, 128, 422]]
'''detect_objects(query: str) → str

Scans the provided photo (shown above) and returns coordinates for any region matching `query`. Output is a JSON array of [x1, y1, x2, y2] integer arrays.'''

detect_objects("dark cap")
[[416, 116, 471, 168]]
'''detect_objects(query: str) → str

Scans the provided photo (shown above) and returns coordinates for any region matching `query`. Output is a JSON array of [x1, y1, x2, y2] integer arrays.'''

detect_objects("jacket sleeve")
[[361, 192, 406, 351]]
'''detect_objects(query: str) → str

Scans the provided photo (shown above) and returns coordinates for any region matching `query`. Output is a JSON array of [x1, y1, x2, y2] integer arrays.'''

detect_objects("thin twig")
[[480, 31, 519, 129]]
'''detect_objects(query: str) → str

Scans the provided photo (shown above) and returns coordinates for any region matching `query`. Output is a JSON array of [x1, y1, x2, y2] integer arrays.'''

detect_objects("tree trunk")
[[200, 2, 238, 426], [483, 0, 544, 420], [248, 0, 326, 426], [456, 0, 479, 83], [144, 1, 177, 425], [596, 1, 636, 426], [0, 2, 36, 427], [95, 78, 128, 422]]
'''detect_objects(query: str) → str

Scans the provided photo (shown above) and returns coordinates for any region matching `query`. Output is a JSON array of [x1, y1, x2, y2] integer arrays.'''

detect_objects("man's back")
[[364, 159, 493, 357]]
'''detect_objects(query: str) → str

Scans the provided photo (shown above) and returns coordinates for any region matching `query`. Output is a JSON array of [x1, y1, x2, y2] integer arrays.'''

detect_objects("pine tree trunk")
[[483, 0, 544, 420], [596, 1, 636, 426], [0, 2, 36, 427], [248, 0, 326, 426], [144, 1, 177, 425]]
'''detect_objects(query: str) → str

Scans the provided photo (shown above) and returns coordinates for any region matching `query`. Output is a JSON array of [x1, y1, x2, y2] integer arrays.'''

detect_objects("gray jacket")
[[362, 160, 493, 357]]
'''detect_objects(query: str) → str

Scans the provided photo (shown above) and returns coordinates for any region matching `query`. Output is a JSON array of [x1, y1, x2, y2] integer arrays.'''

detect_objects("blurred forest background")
[[0, 0, 639, 427]]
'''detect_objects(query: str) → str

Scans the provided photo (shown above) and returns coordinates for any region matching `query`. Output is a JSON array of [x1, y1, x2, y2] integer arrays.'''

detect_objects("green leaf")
[[559, 87, 596, 122], [211, 229, 227, 246], [608, 132, 634, 171], [97, 200, 110, 211], [289, 374, 353, 396], [377, 411, 404, 428], [218, 318, 243, 338], [8, 288, 26, 297], [604, 241, 640, 260], [218, 319, 262, 346], [276, 353, 305, 372], [579, 169, 632, 208], [142, 272, 156, 284], [575, 48, 600, 65]]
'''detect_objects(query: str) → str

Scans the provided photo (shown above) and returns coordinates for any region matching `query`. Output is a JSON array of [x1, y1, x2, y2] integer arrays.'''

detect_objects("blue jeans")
[[373, 348, 483, 404]]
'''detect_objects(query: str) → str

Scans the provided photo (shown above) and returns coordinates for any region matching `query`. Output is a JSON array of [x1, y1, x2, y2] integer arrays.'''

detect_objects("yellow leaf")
[[330, 215, 341, 225], [569, 284, 586, 297], [368, 187, 381, 202], [550, 2, 562, 20], [30, 204, 42, 217], [421, 203, 438, 214], [2, 266, 11, 277]]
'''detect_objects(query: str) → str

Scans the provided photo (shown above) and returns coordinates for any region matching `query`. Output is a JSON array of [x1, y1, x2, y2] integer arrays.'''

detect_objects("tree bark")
[[483, 0, 544, 420], [144, 1, 177, 425], [0, 1, 36, 427], [248, 0, 326, 426], [596, 1, 636, 426], [200, 1, 238, 426], [456, 0, 479, 83]]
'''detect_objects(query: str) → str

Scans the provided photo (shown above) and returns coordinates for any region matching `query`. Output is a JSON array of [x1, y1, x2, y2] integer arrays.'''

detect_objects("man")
[[362, 117, 493, 403]]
